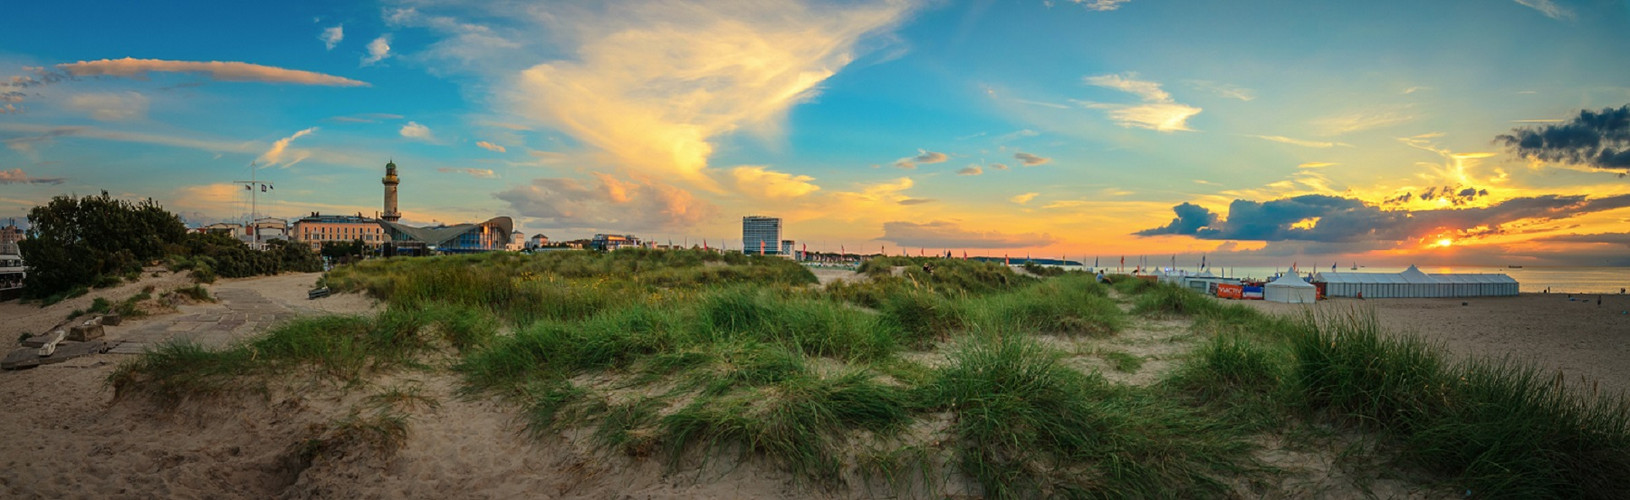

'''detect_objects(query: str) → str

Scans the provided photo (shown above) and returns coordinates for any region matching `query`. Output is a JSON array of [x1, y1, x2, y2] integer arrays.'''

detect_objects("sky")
[[3, 0, 1630, 267]]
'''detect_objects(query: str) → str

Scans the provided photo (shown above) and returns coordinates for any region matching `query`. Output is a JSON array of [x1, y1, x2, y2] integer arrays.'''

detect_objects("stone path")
[[108, 288, 298, 354]]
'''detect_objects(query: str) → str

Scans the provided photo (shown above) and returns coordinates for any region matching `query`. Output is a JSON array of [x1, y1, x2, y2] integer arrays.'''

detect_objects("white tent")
[[1264, 274, 1318, 303], [1312, 265, 1518, 298]]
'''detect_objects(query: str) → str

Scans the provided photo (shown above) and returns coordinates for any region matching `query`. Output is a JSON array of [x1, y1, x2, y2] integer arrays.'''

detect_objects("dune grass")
[[109, 249, 1630, 497]]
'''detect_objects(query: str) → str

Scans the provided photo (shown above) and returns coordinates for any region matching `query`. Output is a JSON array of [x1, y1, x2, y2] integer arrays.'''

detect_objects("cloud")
[[495, 173, 717, 231], [1311, 108, 1415, 136], [1013, 152, 1050, 166], [1069, 0, 1132, 11], [1298, 162, 1337, 169], [898, 198, 936, 205], [1078, 73, 1201, 132], [400, 121, 433, 141], [328, 113, 403, 123], [0, 168, 66, 185], [1514, 0, 1574, 20], [729, 166, 820, 199], [1137, 193, 1630, 243], [1250, 135, 1352, 148], [437, 167, 497, 178], [1533, 232, 1630, 248], [1010, 192, 1039, 204], [894, 149, 948, 169], [881, 220, 1055, 249], [503, 0, 912, 189], [957, 165, 982, 175], [66, 91, 149, 121], [363, 36, 392, 66], [53, 57, 367, 86], [475, 140, 506, 153], [321, 25, 344, 50], [257, 127, 318, 166], [1497, 105, 1630, 172], [990, 163, 1009, 170], [994, 129, 1040, 143], [1383, 185, 1491, 207], [1186, 80, 1255, 101]]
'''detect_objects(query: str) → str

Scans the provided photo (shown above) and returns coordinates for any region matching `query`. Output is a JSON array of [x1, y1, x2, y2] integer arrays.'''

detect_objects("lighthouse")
[[382, 160, 401, 223]]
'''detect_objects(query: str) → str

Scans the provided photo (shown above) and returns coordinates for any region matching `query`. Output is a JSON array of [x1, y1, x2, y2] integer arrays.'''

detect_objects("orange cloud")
[[57, 58, 368, 86]]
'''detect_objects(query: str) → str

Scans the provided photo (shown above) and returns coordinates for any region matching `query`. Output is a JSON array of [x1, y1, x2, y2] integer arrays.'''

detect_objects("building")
[[0, 219, 22, 249], [380, 217, 515, 254], [381, 160, 402, 223], [201, 222, 243, 236], [506, 231, 526, 252], [251, 217, 290, 244], [1312, 265, 1518, 298], [781, 240, 795, 257], [0, 219, 22, 296], [527, 234, 551, 250], [292, 213, 388, 251], [590, 234, 640, 252], [742, 215, 782, 255]]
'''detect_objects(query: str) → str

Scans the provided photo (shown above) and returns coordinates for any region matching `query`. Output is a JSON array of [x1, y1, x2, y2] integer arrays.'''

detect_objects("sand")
[[1236, 294, 1630, 397], [1, 271, 1621, 498]]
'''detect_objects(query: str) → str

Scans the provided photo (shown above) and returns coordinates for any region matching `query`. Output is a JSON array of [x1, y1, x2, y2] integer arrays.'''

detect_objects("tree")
[[20, 193, 186, 298]]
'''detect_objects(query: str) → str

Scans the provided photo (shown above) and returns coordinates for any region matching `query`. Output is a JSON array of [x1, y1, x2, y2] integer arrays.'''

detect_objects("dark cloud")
[[1533, 232, 1630, 248], [1013, 152, 1050, 166], [881, 220, 1054, 249], [897, 198, 937, 205], [1497, 104, 1630, 171], [1384, 185, 1490, 206], [1137, 193, 1630, 243], [495, 174, 716, 232]]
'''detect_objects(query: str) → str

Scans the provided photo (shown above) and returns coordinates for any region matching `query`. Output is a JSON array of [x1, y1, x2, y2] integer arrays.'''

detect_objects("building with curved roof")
[[379, 217, 513, 253]]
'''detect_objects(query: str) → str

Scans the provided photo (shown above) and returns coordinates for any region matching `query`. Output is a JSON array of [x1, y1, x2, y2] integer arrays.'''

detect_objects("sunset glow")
[[3, 1, 1628, 267]]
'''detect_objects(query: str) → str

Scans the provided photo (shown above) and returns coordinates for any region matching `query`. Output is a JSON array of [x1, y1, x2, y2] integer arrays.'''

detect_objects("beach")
[[1236, 293, 1630, 396], [2, 269, 1626, 498]]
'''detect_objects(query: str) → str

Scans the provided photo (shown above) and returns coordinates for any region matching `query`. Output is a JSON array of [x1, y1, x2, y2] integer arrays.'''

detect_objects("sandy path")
[[1236, 294, 1630, 397]]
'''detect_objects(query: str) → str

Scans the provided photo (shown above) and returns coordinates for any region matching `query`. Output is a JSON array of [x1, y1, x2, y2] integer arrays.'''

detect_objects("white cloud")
[[1249, 135, 1353, 148], [495, 173, 717, 231], [55, 58, 367, 86], [400, 121, 432, 141], [1514, 0, 1574, 20], [729, 166, 821, 199], [1312, 108, 1415, 136], [1186, 80, 1255, 101], [66, 91, 149, 121], [321, 25, 344, 50], [1080, 72, 1201, 132], [257, 127, 318, 167], [1070, 0, 1132, 12], [957, 165, 983, 175], [1298, 162, 1338, 169], [437, 167, 496, 178], [1010, 192, 1039, 204], [990, 163, 1010, 170], [502, 0, 913, 189], [476, 140, 506, 153], [363, 36, 392, 66]]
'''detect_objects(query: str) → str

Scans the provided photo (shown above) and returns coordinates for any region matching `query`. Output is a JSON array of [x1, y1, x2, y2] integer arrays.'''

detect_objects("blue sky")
[[4, 0, 1629, 266]]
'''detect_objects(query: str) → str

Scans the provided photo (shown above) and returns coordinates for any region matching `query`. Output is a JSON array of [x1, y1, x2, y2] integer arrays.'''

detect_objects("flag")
[[760, 240, 765, 254], [1004, 253, 1009, 265], [841, 244, 845, 256], [244, 185, 251, 190], [962, 250, 968, 260], [703, 239, 709, 251], [261, 185, 267, 192], [1201, 255, 1206, 269]]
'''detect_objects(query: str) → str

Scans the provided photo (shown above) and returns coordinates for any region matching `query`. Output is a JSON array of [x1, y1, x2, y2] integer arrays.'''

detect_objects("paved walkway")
[[108, 288, 298, 354]]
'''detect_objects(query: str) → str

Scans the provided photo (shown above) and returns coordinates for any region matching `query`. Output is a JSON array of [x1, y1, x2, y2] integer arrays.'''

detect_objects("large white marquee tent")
[[1264, 274, 1318, 303], [1313, 265, 1518, 298]]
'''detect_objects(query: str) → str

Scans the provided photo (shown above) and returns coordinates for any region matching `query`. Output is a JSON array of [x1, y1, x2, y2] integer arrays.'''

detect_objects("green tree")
[[20, 193, 186, 299]]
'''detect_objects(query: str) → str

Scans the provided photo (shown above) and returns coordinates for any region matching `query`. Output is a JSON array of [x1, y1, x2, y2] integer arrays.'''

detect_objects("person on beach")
[[1096, 270, 1106, 283]]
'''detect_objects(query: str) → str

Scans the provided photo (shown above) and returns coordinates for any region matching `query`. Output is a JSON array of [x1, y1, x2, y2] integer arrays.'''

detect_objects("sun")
[[1435, 238, 1453, 247]]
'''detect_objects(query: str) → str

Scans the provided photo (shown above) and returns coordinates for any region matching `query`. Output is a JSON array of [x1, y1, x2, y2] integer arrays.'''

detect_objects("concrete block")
[[101, 313, 123, 326], [68, 323, 104, 342]]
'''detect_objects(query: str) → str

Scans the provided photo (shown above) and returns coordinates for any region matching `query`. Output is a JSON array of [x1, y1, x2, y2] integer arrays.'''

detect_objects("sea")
[[1043, 264, 1630, 295]]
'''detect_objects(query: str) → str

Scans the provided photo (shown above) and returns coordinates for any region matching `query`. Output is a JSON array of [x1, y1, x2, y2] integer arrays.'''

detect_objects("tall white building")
[[742, 215, 781, 255]]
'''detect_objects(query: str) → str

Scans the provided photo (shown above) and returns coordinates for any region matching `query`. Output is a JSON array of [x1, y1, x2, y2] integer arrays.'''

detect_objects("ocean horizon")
[[990, 263, 1630, 295]]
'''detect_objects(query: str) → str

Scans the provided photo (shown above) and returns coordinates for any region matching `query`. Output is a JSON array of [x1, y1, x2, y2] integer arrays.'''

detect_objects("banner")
[[1216, 284, 1243, 299]]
